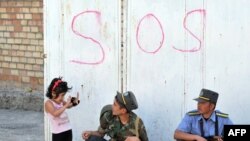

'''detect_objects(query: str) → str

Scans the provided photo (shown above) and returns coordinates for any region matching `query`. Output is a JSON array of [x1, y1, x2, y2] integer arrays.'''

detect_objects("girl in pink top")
[[45, 77, 80, 141]]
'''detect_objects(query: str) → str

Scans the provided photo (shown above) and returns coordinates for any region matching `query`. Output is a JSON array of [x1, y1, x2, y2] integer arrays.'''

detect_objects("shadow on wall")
[[0, 89, 44, 111]]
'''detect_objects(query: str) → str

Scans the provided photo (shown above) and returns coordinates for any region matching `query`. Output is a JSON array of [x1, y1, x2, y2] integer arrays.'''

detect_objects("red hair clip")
[[52, 80, 62, 91]]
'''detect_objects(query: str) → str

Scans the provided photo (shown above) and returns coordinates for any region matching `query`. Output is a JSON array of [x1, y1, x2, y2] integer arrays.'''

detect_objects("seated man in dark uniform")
[[82, 91, 148, 141], [174, 89, 233, 141]]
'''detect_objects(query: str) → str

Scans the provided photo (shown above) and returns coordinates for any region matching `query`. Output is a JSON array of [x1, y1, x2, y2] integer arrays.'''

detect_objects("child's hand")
[[65, 96, 73, 108], [76, 92, 80, 104], [71, 92, 80, 106]]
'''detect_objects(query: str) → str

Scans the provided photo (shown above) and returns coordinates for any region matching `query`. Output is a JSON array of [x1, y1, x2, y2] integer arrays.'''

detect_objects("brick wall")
[[0, 0, 43, 92]]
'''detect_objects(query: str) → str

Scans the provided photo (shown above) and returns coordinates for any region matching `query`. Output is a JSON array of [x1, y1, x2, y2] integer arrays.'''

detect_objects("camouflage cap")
[[194, 88, 219, 104], [115, 91, 138, 112]]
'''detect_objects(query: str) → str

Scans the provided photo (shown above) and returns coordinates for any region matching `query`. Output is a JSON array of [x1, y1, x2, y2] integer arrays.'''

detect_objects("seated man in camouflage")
[[82, 91, 148, 141]]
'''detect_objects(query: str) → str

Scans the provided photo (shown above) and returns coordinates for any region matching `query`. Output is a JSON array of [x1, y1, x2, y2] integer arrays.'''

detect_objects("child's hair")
[[46, 77, 72, 99]]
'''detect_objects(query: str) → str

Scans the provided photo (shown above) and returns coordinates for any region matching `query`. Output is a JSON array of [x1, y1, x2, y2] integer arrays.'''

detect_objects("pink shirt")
[[46, 100, 72, 134]]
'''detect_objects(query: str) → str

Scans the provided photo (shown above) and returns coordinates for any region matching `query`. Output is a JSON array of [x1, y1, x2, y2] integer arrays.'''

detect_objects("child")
[[45, 77, 80, 141]]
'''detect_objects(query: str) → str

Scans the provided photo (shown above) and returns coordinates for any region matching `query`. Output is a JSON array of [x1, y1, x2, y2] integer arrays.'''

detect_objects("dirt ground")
[[0, 109, 44, 141]]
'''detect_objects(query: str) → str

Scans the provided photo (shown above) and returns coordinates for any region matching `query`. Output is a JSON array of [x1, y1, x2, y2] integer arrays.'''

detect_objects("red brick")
[[3, 20, 12, 25], [6, 8, 13, 13], [38, 21, 43, 26], [14, 26, 22, 32], [10, 14, 16, 19], [32, 14, 41, 20], [30, 77, 39, 85], [10, 75, 20, 81], [0, 74, 8, 81], [14, 7, 21, 13], [0, 0, 44, 91], [13, 20, 20, 25], [28, 20, 36, 26], [0, 2, 8, 7], [8, 2, 16, 7], [3, 68, 11, 75]]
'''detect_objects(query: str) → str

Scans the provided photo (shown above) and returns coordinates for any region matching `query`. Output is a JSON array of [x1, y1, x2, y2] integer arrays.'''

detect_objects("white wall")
[[45, 0, 250, 141], [44, 0, 120, 141]]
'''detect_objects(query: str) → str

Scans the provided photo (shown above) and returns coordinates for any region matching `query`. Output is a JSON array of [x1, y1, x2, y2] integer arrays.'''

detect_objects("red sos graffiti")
[[71, 10, 105, 65], [71, 9, 206, 65]]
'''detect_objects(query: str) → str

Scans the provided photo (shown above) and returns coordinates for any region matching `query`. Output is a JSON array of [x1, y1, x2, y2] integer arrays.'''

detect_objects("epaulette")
[[216, 111, 229, 118], [188, 110, 200, 116]]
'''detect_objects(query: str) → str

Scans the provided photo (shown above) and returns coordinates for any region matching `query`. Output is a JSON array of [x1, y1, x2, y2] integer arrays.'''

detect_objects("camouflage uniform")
[[87, 91, 148, 141], [98, 110, 148, 141]]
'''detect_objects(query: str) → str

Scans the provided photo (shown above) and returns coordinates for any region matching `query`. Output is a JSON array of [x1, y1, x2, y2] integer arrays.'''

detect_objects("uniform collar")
[[198, 111, 216, 122], [116, 112, 137, 125]]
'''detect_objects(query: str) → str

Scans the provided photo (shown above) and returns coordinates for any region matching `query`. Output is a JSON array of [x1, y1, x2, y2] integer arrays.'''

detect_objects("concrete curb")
[[0, 90, 44, 111]]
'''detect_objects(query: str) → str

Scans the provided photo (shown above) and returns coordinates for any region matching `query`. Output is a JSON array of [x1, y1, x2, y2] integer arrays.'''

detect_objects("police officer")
[[82, 91, 148, 141], [174, 89, 233, 141]]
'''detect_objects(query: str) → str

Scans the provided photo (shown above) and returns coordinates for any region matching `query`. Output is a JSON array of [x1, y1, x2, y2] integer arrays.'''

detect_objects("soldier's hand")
[[194, 135, 207, 141], [213, 136, 223, 141], [82, 131, 91, 140], [125, 136, 141, 141]]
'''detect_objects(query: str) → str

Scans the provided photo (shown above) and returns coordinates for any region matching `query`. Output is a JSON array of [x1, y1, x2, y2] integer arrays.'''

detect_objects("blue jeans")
[[86, 135, 107, 141]]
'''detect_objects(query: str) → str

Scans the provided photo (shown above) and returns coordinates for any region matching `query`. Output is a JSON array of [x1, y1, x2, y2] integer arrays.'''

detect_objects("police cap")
[[194, 88, 219, 104]]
